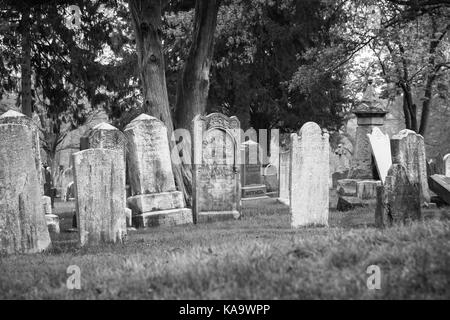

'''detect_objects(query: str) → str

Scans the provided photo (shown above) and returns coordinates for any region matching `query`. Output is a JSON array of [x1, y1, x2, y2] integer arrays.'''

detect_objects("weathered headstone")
[[46, 214, 60, 234], [42, 196, 52, 214], [278, 150, 291, 205], [87, 122, 126, 159], [240, 140, 269, 201], [192, 113, 241, 223], [263, 164, 278, 197], [0, 124, 51, 254], [391, 129, 430, 204], [125, 114, 192, 227], [444, 154, 450, 177], [0, 110, 43, 194], [367, 127, 392, 184], [381, 164, 421, 226], [73, 149, 127, 246], [290, 122, 329, 227]]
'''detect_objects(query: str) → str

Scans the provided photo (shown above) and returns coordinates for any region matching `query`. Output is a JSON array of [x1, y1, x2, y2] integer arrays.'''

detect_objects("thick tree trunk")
[[401, 84, 418, 132], [174, 0, 221, 131], [20, 5, 32, 117], [128, 0, 188, 202], [419, 75, 435, 137]]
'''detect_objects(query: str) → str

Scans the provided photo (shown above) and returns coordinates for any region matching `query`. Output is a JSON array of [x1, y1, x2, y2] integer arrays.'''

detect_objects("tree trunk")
[[401, 84, 418, 132], [419, 74, 435, 137], [20, 5, 32, 117], [128, 0, 188, 202], [174, 0, 221, 131]]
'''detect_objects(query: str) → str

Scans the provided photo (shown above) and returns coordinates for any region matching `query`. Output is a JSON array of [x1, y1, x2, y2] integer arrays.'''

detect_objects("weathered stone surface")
[[357, 180, 382, 200], [0, 110, 43, 194], [337, 196, 369, 212], [263, 164, 278, 196], [0, 124, 51, 254], [124, 114, 176, 195], [192, 113, 241, 222], [73, 149, 127, 246], [290, 122, 329, 227], [42, 196, 52, 214], [127, 191, 184, 214], [383, 164, 421, 225], [278, 150, 290, 205], [241, 185, 268, 199], [241, 140, 263, 185], [88, 122, 126, 160], [444, 154, 450, 177], [125, 208, 132, 227], [332, 171, 349, 189], [391, 129, 430, 204], [337, 179, 359, 197], [429, 175, 450, 205], [46, 214, 60, 234], [133, 208, 193, 228], [367, 127, 392, 183]]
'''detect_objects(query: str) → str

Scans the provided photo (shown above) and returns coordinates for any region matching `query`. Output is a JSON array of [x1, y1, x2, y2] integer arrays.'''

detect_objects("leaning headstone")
[[73, 149, 127, 246], [125, 114, 192, 227], [192, 113, 241, 223], [391, 129, 430, 204], [0, 110, 43, 194], [444, 154, 450, 177], [429, 175, 450, 205], [290, 122, 329, 227], [0, 124, 51, 254], [367, 127, 392, 184], [382, 164, 421, 226]]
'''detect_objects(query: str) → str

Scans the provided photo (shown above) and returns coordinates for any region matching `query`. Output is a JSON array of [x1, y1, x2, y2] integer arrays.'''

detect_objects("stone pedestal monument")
[[125, 114, 192, 227]]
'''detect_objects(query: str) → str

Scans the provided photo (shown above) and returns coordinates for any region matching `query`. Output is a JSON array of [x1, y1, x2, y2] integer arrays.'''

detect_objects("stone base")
[[278, 198, 290, 205], [337, 179, 360, 197], [337, 196, 370, 212], [242, 184, 268, 199], [133, 208, 193, 228], [127, 191, 184, 214], [196, 211, 240, 223], [265, 191, 279, 198], [357, 180, 382, 200]]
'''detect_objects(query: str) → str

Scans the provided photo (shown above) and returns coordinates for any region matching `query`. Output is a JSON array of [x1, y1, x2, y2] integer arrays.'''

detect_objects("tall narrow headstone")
[[444, 154, 450, 177], [0, 110, 43, 194], [192, 113, 241, 223], [125, 114, 192, 227], [367, 127, 392, 184], [73, 149, 127, 246], [278, 150, 291, 205], [0, 124, 51, 254], [290, 122, 329, 227], [240, 140, 269, 201], [391, 129, 430, 204]]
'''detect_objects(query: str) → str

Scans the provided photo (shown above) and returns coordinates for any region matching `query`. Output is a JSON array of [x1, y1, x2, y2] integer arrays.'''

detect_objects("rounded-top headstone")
[[88, 122, 126, 157], [124, 113, 176, 195]]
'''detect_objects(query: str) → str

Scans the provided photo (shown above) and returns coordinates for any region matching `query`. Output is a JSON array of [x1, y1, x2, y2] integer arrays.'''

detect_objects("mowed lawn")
[[1, 197, 450, 300]]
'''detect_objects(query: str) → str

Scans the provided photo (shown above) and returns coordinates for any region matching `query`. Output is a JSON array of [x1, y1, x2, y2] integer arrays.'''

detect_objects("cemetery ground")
[[1, 196, 449, 300]]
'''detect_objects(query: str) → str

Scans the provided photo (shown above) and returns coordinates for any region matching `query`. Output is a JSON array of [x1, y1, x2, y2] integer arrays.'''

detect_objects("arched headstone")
[[192, 113, 241, 223]]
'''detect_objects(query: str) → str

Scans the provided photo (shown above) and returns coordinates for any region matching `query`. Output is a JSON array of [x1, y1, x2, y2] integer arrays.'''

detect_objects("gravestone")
[[125, 114, 192, 227], [367, 127, 392, 184], [348, 82, 388, 179], [87, 122, 126, 160], [192, 113, 241, 223], [391, 129, 430, 204], [263, 164, 278, 197], [444, 154, 450, 177], [290, 122, 329, 227], [240, 140, 269, 201], [0, 124, 51, 254], [73, 149, 127, 246], [278, 150, 291, 205], [381, 164, 421, 226], [429, 175, 450, 205], [0, 110, 43, 194]]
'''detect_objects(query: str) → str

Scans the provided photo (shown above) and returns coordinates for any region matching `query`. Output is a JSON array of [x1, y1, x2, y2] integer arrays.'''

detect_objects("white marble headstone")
[[444, 154, 450, 177], [290, 122, 329, 227], [368, 127, 392, 184]]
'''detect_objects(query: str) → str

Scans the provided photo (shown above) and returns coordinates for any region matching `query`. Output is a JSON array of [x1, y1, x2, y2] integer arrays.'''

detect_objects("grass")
[[0, 197, 449, 300]]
